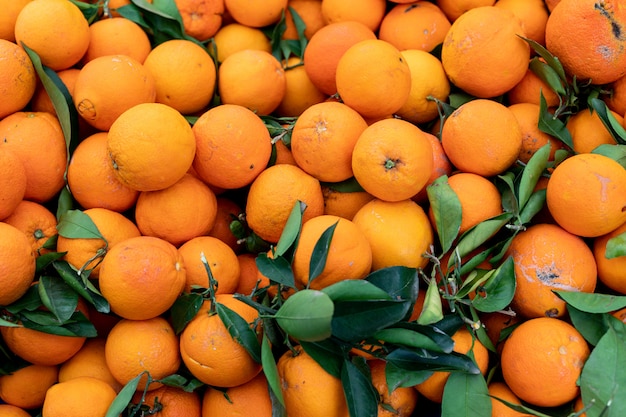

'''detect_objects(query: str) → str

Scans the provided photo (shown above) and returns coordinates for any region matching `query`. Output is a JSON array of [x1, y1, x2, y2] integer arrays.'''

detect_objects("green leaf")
[[519, 143, 551, 211], [106, 372, 145, 417], [497, 171, 518, 215], [471, 257, 516, 313], [56, 187, 75, 220], [373, 328, 446, 352], [489, 396, 555, 417], [274, 289, 334, 342], [255, 253, 296, 289], [217, 302, 262, 363], [588, 98, 626, 145], [454, 213, 513, 260], [606, 231, 626, 259], [275, 201, 305, 258], [69, 0, 101, 23], [321, 177, 366, 193], [518, 188, 546, 225], [385, 347, 480, 374], [538, 92, 573, 150], [592, 144, 626, 168], [441, 371, 491, 417], [52, 260, 109, 313], [38, 275, 79, 323], [331, 298, 408, 342], [385, 361, 432, 391], [392, 321, 455, 353], [366, 266, 420, 309], [417, 278, 444, 325], [528, 55, 567, 96], [555, 291, 626, 314], [127, 0, 202, 45], [322, 279, 393, 302], [21, 311, 97, 337], [427, 175, 462, 254], [158, 374, 204, 392], [57, 210, 105, 241], [170, 293, 204, 334], [523, 37, 568, 87], [262, 333, 285, 406], [567, 306, 611, 346], [308, 221, 338, 287], [341, 357, 379, 417], [300, 339, 345, 379]]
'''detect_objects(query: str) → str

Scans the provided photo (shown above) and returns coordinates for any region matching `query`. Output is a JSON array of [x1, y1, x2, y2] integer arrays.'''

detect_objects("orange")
[[293, 215, 372, 290], [613, 307, 626, 323], [396, 49, 451, 125], [335, 39, 411, 120], [135, 173, 218, 246], [174, 0, 224, 41], [0, 39, 36, 119], [104, 316, 181, 392], [566, 108, 622, 154], [218, 49, 286, 115], [282, 0, 325, 40], [14, 0, 90, 70], [441, 99, 523, 177], [178, 235, 240, 293], [67, 131, 139, 212], [0, 222, 35, 306], [210, 22, 271, 64], [509, 102, 564, 164], [411, 132, 453, 204], [379, 2, 452, 53], [322, 186, 376, 221], [441, 6, 530, 98], [0, 111, 67, 203], [201, 371, 272, 417], [143, 39, 217, 115], [480, 311, 520, 352], [3, 200, 57, 256], [273, 136, 299, 166], [41, 376, 117, 417], [275, 55, 328, 118], [192, 104, 272, 190], [506, 65, 561, 107], [488, 381, 534, 417], [545, 0, 626, 85], [436, 0, 496, 22], [277, 344, 349, 417], [56, 207, 141, 278], [0, 404, 31, 417], [98, 236, 186, 320], [321, 0, 386, 31], [0, 149, 26, 220], [545, 0, 562, 11], [107, 102, 197, 192], [245, 163, 325, 243], [546, 153, 626, 237], [81, 16, 151, 64], [104, 0, 153, 17], [131, 385, 202, 417], [501, 317, 590, 407], [290, 101, 368, 182], [0, 364, 58, 410], [224, 0, 288, 27], [208, 196, 243, 254], [303, 21, 377, 96], [235, 252, 263, 295], [505, 223, 597, 318], [369, 359, 418, 417], [494, 0, 549, 46], [352, 198, 434, 271], [179, 294, 262, 387], [73, 54, 157, 131], [605, 73, 626, 116], [58, 337, 122, 393], [351, 118, 434, 202], [593, 221, 626, 295], [30, 68, 80, 116], [0, 0, 31, 42]]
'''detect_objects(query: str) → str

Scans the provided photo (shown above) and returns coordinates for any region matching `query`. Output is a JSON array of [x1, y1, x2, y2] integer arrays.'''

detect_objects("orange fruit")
[[0, 39, 36, 119], [0, 364, 58, 410], [210, 22, 271, 64], [275, 55, 328, 118], [488, 381, 534, 417], [179, 294, 262, 387], [293, 215, 372, 290], [282, 0, 325, 40], [505, 223, 597, 318], [352, 198, 434, 271], [335, 39, 411, 120], [104, 316, 181, 391], [0, 149, 26, 220], [41, 376, 117, 417], [545, 0, 562, 11], [0, 0, 32, 42], [245, 163, 325, 243], [58, 337, 122, 393], [303, 21, 377, 96], [56, 207, 141, 278], [192, 104, 272, 190], [509, 102, 564, 164], [369, 359, 418, 417], [441, 6, 530, 98], [436, 0, 496, 21], [14, 0, 89, 70], [107, 102, 197, 192], [201, 371, 272, 417], [66, 131, 139, 212], [411, 132, 453, 204], [218, 49, 286, 115], [415, 326, 490, 403], [0, 404, 31, 417], [131, 384, 202, 417], [545, 0, 626, 85], [98, 236, 186, 320], [605, 73, 626, 116], [613, 307, 626, 323], [73, 54, 157, 131], [208, 196, 243, 254], [3, 200, 57, 256], [135, 173, 218, 246], [30, 68, 80, 116], [235, 252, 263, 295], [501, 317, 590, 407], [143, 39, 217, 115], [81, 16, 151, 64], [277, 344, 349, 417], [566, 108, 622, 154], [546, 153, 626, 238], [178, 235, 241, 293], [494, 0, 549, 46], [0, 111, 67, 203], [224, 0, 288, 27], [480, 311, 520, 353], [320, 0, 386, 31], [174, 0, 224, 41], [441, 99, 523, 177], [506, 65, 561, 107], [379, 1, 452, 52], [290, 101, 368, 182], [273, 137, 299, 166], [322, 186, 376, 221], [351, 118, 434, 202], [593, 221, 626, 295], [0, 222, 35, 306]]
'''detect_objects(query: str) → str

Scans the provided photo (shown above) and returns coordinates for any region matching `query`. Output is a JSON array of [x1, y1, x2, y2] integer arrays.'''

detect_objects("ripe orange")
[[82, 16, 151, 64], [441, 99, 523, 177], [505, 223, 597, 318], [369, 359, 418, 417], [235, 252, 264, 295], [0, 404, 31, 417], [0, 149, 26, 220], [613, 307, 626, 323], [0, 39, 36, 119], [105, 316, 181, 391], [0, 364, 58, 410], [322, 186, 376, 221], [0, 0, 31, 42], [488, 381, 534, 417], [107, 102, 197, 192], [352, 198, 434, 271], [41, 376, 117, 417], [480, 311, 520, 353], [14, 0, 90, 70], [201, 371, 272, 417], [320, 0, 386, 31], [3, 200, 57, 256], [566, 108, 621, 154], [131, 384, 202, 417], [192, 104, 272, 190], [0, 222, 35, 306], [224, 0, 288, 27], [546, 153, 626, 238], [275, 55, 328, 118], [593, 221, 626, 295], [436, 0, 496, 21], [245, 163, 325, 243], [282, 0, 325, 40], [507, 65, 561, 107], [174, 0, 224, 41], [210, 22, 271, 64], [179, 294, 262, 387], [494, 0, 549, 46], [351, 118, 434, 202], [290, 101, 368, 182], [605, 73, 626, 116], [98, 236, 186, 320], [545, 0, 626, 85], [441, 6, 530, 98], [501, 317, 590, 407], [207, 196, 243, 254], [411, 132, 453, 204], [58, 337, 122, 393], [29, 68, 80, 116], [509, 102, 564, 164]]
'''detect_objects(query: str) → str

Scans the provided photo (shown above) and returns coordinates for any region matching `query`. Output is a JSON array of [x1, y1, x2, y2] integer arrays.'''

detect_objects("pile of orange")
[[1, 0, 626, 416]]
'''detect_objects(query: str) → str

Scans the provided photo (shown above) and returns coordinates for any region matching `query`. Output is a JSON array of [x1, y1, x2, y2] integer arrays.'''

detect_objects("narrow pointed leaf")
[[57, 210, 104, 240], [519, 188, 547, 225], [522, 36, 568, 85], [262, 333, 285, 406], [385, 347, 480, 374], [417, 278, 444, 325], [275, 201, 305, 257], [217, 302, 262, 363], [471, 256, 516, 313], [256, 253, 296, 289], [427, 175, 462, 254], [555, 291, 626, 314], [170, 292, 204, 334], [308, 222, 337, 286], [592, 144, 626, 168], [538, 94, 574, 150], [322, 279, 393, 302], [300, 339, 345, 379], [519, 143, 551, 210], [386, 361, 433, 391], [455, 213, 513, 260], [38, 275, 78, 323], [589, 98, 626, 145], [373, 328, 445, 352], [341, 358, 379, 417], [106, 372, 145, 417]]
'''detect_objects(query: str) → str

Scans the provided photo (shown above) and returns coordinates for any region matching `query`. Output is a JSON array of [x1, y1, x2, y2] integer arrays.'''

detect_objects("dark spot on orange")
[[545, 308, 559, 318]]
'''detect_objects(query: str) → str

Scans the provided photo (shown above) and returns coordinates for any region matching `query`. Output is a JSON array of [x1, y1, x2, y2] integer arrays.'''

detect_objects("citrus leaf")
[[261, 333, 285, 406], [497, 171, 518, 215], [217, 302, 262, 363], [308, 221, 337, 287], [52, 260, 109, 313], [427, 175, 462, 254], [57, 209, 104, 240], [518, 188, 546, 225], [606, 231, 626, 259], [320, 177, 366, 193], [322, 279, 393, 302], [158, 374, 204, 393], [538, 93, 574, 150], [566, 306, 610, 346], [528, 56, 567, 96], [300, 339, 345, 379], [454, 213, 513, 261], [21, 311, 96, 337], [489, 396, 555, 417], [38, 275, 78, 323], [385, 347, 480, 374], [341, 357, 379, 417], [275, 201, 305, 258], [366, 266, 420, 308], [441, 371, 491, 417], [555, 291, 626, 314], [170, 292, 204, 334], [255, 253, 296, 289], [274, 289, 334, 342], [69, 0, 101, 23], [522, 36, 568, 85], [331, 299, 409, 342], [417, 278, 444, 326], [471, 256, 516, 313], [392, 321, 455, 353], [373, 328, 445, 352], [589, 98, 626, 145], [592, 144, 626, 168], [106, 372, 146, 417], [386, 361, 432, 391], [519, 143, 551, 211]]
